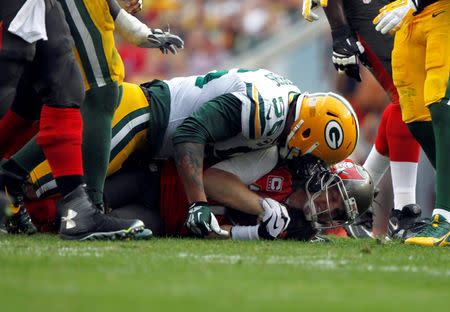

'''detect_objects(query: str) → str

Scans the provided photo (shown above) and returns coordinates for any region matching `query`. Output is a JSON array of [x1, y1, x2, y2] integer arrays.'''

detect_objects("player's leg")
[[0, 4, 40, 233], [34, 0, 144, 240], [346, 0, 422, 238], [59, 0, 125, 208], [406, 5, 450, 246]]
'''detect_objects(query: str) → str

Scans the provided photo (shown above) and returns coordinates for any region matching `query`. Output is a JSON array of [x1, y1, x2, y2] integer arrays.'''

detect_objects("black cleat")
[[344, 210, 374, 239], [388, 204, 422, 240], [0, 170, 37, 235], [5, 206, 37, 235], [58, 185, 145, 241]]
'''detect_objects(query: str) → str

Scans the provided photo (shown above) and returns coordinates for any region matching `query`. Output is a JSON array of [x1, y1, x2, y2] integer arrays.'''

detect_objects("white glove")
[[257, 198, 291, 240], [115, 9, 184, 54], [302, 0, 328, 22], [373, 0, 416, 34]]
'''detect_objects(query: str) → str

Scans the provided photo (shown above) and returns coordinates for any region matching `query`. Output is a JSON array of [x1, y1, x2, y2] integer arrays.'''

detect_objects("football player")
[[4, 68, 360, 238], [24, 158, 374, 241], [0, 0, 151, 240], [373, 0, 450, 246], [301, 0, 423, 240], [0, 0, 183, 236]]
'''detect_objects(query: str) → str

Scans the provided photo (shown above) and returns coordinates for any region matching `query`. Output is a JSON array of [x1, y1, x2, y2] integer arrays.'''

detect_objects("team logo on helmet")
[[324, 120, 343, 150]]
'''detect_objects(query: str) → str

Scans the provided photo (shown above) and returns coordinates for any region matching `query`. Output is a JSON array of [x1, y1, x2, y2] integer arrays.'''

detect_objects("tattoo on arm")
[[174, 143, 207, 203]]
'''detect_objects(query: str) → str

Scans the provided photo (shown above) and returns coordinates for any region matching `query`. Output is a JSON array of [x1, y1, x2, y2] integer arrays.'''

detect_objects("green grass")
[[0, 235, 448, 312]]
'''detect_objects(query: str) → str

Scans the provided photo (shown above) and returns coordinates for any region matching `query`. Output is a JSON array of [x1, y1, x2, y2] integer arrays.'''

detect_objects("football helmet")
[[282, 92, 359, 165], [303, 158, 374, 229]]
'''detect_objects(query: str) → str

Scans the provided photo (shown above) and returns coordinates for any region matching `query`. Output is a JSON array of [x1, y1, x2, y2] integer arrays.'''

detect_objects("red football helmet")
[[303, 159, 374, 229]]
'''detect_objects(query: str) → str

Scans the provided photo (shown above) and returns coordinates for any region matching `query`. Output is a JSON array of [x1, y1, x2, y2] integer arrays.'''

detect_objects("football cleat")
[[388, 204, 422, 239], [0, 170, 37, 235], [129, 228, 153, 240], [58, 185, 145, 241], [405, 214, 450, 247], [5, 206, 37, 235], [344, 210, 374, 239]]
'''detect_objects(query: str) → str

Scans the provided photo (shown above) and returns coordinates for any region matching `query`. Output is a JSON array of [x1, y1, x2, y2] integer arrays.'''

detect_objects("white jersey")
[[157, 68, 301, 159]]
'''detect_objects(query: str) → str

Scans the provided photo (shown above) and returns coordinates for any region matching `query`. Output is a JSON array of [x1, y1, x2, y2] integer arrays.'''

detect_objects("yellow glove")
[[302, 0, 328, 22], [373, 0, 416, 34]]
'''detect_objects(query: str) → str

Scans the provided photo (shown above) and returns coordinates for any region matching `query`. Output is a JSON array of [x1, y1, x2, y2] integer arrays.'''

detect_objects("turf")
[[0, 235, 448, 312]]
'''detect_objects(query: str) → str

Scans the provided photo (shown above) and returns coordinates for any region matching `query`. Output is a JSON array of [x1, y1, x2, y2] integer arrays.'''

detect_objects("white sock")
[[390, 161, 418, 211], [363, 145, 390, 186], [432, 209, 450, 222]]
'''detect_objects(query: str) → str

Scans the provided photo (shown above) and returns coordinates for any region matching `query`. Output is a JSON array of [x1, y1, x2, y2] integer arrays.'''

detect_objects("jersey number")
[[195, 69, 257, 88]]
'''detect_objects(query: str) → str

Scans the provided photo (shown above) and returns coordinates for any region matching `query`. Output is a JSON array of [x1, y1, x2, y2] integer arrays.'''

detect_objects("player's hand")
[[144, 28, 184, 55], [119, 0, 143, 14], [257, 198, 291, 240], [186, 202, 229, 238], [373, 0, 416, 35], [302, 0, 328, 22], [331, 29, 368, 82]]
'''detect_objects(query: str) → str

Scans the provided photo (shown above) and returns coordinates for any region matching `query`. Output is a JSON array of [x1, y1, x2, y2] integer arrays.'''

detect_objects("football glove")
[[373, 0, 416, 35], [331, 28, 369, 82], [302, 0, 328, 22], [115, 9, 184, 54], [186, 202, 229, 238], [258, 198, 291, 240]]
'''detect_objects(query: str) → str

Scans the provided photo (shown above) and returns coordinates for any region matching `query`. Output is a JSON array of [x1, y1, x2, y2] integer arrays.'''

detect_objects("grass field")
[[0, 235, 448, 312]]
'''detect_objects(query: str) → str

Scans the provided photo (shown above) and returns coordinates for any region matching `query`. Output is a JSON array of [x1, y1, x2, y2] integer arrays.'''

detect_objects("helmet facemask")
[[303, 166, 358, 229]]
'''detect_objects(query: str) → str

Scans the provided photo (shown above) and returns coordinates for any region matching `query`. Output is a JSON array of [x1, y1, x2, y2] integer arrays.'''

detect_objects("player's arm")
[[106, 0, 183, 54], [173, 93, 242, 237], [204, 168, 290, 240], [173, 94, 243, 204], [323, 0, 368, 82], [204, 168, 263, 215]]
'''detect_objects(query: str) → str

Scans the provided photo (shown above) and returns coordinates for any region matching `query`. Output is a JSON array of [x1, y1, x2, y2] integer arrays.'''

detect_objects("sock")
[[390, 161, 417, 211], [0, 109, 35, 158], [364, 145, 389, 186], [4, 122, 39, 159], [1, 158, 29, 181], [81, 83, 119, 205], [429, 102, 450, 212], [36, 106, 83, 194], [10, 137, 46, 173], [383, 104, 420, 211], [407, 121, 436, 168], [55, 175, 84, 197], [385, 104, 420, 163]]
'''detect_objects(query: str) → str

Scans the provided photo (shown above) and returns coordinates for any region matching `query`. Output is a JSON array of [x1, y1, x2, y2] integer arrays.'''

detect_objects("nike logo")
[[432, 11, 445, 17], [273, 214, 280, 230]]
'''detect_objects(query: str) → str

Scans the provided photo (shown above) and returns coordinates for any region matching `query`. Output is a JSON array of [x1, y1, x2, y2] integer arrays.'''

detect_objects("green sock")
[[407, 121, 436, 169], [81, 83, 120, 205], [11, 136, 46, 173], [429, 102, 450, 211]]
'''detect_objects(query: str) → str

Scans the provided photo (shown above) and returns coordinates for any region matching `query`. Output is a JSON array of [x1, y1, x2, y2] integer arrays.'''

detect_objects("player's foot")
[[130, 228, 153, 240], [405, 214, 450, 247], [344, 210, 374, 239], [388, 204, 422, 239], [58, 185, 145, 241], [5, 206, 37, 234], [0, 170, 37, 235]]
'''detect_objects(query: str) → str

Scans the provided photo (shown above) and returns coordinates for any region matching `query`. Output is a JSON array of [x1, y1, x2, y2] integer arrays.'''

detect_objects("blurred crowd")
[[117, 0, 299, 82]]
